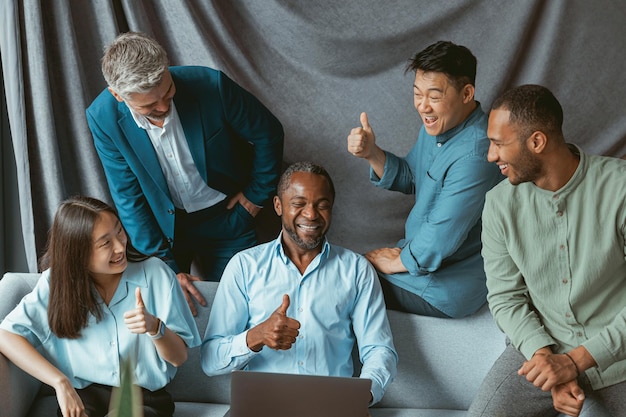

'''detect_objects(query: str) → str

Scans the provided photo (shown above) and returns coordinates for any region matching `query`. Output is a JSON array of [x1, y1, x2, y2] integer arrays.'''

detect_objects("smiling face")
[[274, 172, 333, 254], [109, 70, 176, 125], [487, 108, 542, 185], [413, 70, 475, 136], [88, 211, 128, 282]]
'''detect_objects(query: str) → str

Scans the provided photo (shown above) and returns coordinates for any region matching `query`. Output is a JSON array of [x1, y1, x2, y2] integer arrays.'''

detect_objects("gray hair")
[[277, 162, 335, 200], [101, 32, 169, 98]]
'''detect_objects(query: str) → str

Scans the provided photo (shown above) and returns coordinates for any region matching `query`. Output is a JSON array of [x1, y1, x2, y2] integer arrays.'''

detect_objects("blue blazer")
[[86, 66, 284, 272]]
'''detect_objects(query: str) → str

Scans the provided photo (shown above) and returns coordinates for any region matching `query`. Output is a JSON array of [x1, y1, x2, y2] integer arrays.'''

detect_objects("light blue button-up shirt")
[[372, 104, 503, 317], [201, 235, 398, 404], [0, 257, 201, 391]]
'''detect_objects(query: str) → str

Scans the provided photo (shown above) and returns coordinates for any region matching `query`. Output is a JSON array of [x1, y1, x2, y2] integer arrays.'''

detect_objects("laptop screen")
[[227, 370, 371, 417]]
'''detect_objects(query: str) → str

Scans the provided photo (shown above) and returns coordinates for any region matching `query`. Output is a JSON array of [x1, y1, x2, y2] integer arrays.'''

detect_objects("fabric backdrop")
[[1, 0, 625, 273]]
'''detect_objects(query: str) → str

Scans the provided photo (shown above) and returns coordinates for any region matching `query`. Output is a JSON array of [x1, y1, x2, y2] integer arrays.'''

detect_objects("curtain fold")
[[1, 0, 36, 272], [1, 0, 625, 272]]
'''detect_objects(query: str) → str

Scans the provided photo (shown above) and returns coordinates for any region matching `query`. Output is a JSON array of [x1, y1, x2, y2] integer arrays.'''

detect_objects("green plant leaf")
[[108, 355, 143, 417]]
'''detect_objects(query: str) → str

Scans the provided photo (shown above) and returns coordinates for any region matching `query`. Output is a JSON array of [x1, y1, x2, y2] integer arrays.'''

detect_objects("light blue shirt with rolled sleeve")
[[372, 104, 503, 317], [201, 235, 398, 404], [0, 257, 201, 391]]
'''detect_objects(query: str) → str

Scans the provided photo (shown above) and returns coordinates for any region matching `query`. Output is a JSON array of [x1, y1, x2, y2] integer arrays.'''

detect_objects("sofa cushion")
[[165, 281, 231, 405], [374, 305, 506, 410]]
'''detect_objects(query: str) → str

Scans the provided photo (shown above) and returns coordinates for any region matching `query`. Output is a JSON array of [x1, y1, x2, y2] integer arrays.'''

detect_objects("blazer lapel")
[[117, 106, 170, 197], [174, 84, 208, 182]]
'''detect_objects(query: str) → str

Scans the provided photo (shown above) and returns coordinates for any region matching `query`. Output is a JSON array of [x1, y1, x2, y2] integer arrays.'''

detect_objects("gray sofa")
[[0, 272, 609, 416]]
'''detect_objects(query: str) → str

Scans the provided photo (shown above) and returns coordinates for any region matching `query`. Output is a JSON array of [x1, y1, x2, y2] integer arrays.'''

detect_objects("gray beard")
[[284, 226, 324, 250]]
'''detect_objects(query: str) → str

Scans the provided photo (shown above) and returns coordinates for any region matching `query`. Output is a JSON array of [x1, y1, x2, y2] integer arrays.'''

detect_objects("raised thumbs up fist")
[[246, 294, 301, 352], [347, 112, 376, 158], [124, 287, 158, 335]]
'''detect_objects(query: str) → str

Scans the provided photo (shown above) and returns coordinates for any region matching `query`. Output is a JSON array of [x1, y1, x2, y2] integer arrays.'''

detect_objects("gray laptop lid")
[[227, 370, 371, 417]]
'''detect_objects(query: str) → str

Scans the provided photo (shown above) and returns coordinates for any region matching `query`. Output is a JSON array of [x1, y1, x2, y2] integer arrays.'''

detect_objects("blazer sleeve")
[[216, 71, 284, 206], [86, 104, 180, 273]]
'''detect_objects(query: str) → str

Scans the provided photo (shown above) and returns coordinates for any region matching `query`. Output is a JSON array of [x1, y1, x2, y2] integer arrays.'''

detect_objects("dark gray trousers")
[[468, 343, 626, 417]]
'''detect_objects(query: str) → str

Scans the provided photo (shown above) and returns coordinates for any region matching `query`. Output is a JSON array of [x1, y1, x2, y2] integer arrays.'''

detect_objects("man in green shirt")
[[469, 84, 626, 417]]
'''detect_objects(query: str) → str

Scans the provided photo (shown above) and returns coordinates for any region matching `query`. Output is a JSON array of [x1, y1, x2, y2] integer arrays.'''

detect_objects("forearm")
[[566, 345, 597, 375], [366, 146, 387, 180], [372, 151, 414, 194], [359, 347, 398, 404], [151, 327, 188, 367], [201, 332, 255, 376], [0, 330, 71, 391]]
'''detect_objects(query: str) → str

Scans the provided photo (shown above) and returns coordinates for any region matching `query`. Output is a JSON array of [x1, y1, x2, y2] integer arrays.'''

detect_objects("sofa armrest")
[[0, 272, 47, 415], [0, 351, 42, 416]]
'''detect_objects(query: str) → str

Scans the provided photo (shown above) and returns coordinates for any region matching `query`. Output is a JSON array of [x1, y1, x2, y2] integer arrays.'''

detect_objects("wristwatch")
[[149, 318, 166, 340]]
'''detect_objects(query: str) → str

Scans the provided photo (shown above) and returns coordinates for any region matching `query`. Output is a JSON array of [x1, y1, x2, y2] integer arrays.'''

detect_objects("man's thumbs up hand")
[[347, 111, 376, 159], [246, 294, 301, 352]]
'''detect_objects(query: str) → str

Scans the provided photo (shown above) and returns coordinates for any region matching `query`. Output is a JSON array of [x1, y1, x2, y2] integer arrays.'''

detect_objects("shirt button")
[[553, 195, 559, 200], [559, 244, 565, 250], [556, 211, 563, 217], [565, 313, 571, 318], [298, 361, 304, 366], [110, 341, 116, 346], [562, 279, 568, 284], [437, 142, 442, 147], [577, 332, 583, 337], [167, 209, 175, 215], [298, 307, 303, 312]]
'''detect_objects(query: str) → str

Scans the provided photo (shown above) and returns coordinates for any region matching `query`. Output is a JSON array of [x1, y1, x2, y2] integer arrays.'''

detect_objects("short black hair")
[[277, 162, 335, 200], [406, 41, 477, 90], [491, 84, 563, 139]]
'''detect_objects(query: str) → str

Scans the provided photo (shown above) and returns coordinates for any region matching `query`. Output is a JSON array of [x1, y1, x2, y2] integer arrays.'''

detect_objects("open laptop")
[[225, 370, 372, 417]]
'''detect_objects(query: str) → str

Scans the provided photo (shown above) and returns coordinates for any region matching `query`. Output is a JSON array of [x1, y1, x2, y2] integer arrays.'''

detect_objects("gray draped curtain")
[[1, 0, 625, 274]]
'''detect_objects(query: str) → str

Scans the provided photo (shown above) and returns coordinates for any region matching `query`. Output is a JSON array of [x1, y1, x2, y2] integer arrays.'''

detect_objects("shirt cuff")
[[232, 331, 255, 357], [583, 337, 614, 371], [370, 151, 398, 188]]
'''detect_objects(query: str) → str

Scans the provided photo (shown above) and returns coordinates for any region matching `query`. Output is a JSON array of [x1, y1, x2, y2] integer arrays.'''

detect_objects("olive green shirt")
[[482, 145, 626, 389]]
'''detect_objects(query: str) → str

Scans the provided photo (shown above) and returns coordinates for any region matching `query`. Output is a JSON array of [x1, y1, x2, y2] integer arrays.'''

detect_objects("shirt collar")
[[547, 143, 585, 197], [107, 261, 149, 307], [125, 101, 177, 131], [432, 101, 483, 144], [272, 232, 331, 264]]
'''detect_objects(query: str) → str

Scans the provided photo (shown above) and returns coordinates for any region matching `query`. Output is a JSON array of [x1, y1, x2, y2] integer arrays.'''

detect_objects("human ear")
[[273, 195, 282, 216], [462, 84, 475, 103], [107, 87, 125, 103], [527, 131, 547, 154]]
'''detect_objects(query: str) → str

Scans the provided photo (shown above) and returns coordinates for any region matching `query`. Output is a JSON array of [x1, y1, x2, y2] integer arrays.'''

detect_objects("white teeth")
[[298, 224, 318, 231], [424, 116, 437, 123]]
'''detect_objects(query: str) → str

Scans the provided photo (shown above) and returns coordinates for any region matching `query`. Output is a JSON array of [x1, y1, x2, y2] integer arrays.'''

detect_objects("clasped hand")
[[519, 351, 585, 416]]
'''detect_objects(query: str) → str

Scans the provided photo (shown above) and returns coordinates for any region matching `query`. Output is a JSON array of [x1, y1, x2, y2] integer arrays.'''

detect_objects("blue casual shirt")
[[0, 257, 201, 391], [372, 104, 503, 317], [201, 235, 398, 404]]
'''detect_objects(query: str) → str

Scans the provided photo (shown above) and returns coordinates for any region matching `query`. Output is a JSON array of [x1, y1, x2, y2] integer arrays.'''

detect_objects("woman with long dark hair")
[[0, 196, 200, 417]]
